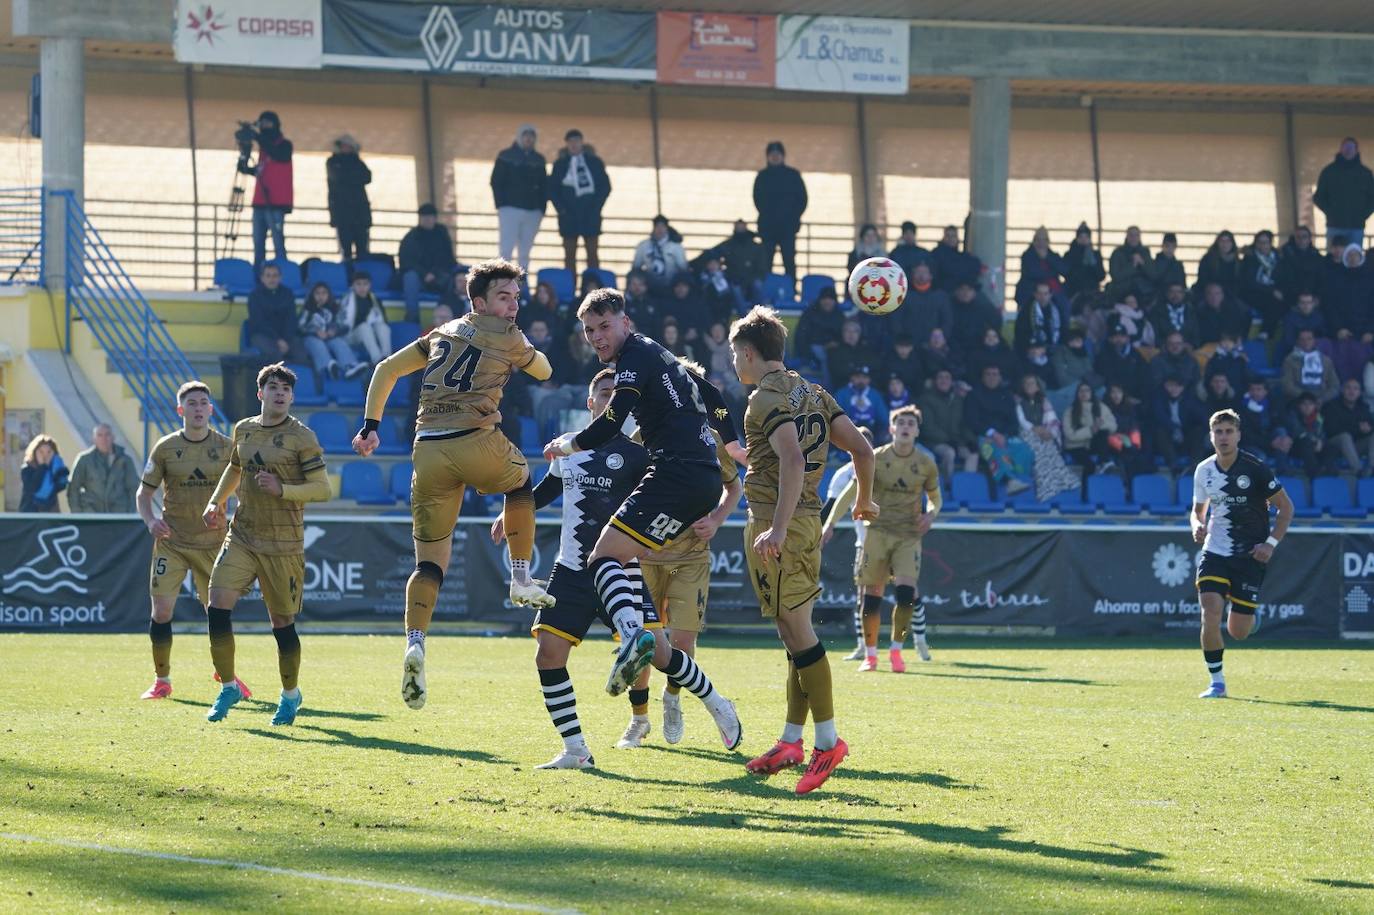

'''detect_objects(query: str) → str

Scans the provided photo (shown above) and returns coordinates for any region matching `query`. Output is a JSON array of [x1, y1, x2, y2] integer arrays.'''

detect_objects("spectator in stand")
[[1022, 343, 1055, 393], [490, 124, 547, 272], [660, 319, 697, 364], [1016, 373, 1078, 501], [968, 326, 1019, 386], [1154, 232, 1187, 292], [1095, 323, 1147, 400], [438, 264, 471, 317], [522, 317, 564, 433], [1063, 382, 1117, 470], [847, 223, 886, 274], [830, 319, 880, 391], [246, 263, 306, 363], [68, 423, 138, 513], [1241, 230, 1286, 336], [578, 268, 606, 303], [950, 279, 1003, 354], [1324, 377, 1374, 474], [918, 368, 979, 479], [326, 134, 371, 265], [426, 302, 454, 334], [541, 326, 601, 434], [933, 225, 983, 293], [1149, 331, 1201, 392], [896, 262, 952, 352], [882, 333, 924, 395], [20, 433, 68, 513], [1050, 328, 1099, 405], [520, 280, 563, 337], [1110, 293, 1154, 349], [1314, 137, 1374, 249], [549, 128, 611, 276], [1203, 332, 1250, 397], [965, 364, 1032, 495], [888, 221, 935, 278], [1365, 354, 1374, 415], [1196, 281, 1252, 346], [1063, 222, 1106, 303], [1197, 231, 1243, 303], [695, 219, 767, 303], [700, 321, 745, 405], [886, 375, 913, 410], [237, 111, 292, 269], [1014, 281, 1062, 355], [1287, 392, 1329, 475], [663, 274, 708, 348], [1202, 372, 1241, 419], [399, 203, 455, 323], [1282, 328, 1340, 405], [632, 215, 689, 296], [338, 270, 392, 367], [1324, 242, 1374, 380], [920, 327, 965, 386], [623, 270, 663, 338], [835, 365, 888, 439], [1151, 376, 1207, 468], [1148, 282, 1201, 348], [1238, 377, 1292, 467], [1017, 226, 1066, 308], [698, 255, 746, 325], [1276, 226, 1324, 304], [1103, 383, 1149, 472], [1107, 226, 1156, 305], [795, 285, 844, 378], [1276, 291, 1327, 361], [299, 282, 365, 381], [753, 141, 807, 291]]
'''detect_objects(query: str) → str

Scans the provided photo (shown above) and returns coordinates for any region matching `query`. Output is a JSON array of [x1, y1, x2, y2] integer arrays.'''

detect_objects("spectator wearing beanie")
[[1063, 221, 1106, 302], [795, 285, 845, 378], [1314, 137, 1374, 249], [888, 220, 935, 278], [1322, 242, 1374, 380], [399, 203, 456, 323], [835, 364, 888, 440], [829, 319, 880, 392], [881, 333, 924, 395], [491, 124, 547, 272], [326, 133, 372, 264], [1277, 225, 1325, 304], [753, 141, 808, 291], [549, 128, 611, 276], [933, 225, 983, 293], [238, 110, 293, 270], [950, 279, 1003, 354], [1154, 232, 1187, 292]]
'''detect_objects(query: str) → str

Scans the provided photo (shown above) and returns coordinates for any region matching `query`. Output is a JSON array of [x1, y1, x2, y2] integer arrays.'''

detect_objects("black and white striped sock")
[[1204, 648, 1224, 684], [852, 593, 864, 645], [913, 600, 927, 638], [592, 557, 642, 642], [539, 667, 585, 752], [665, 648, 725, 712]]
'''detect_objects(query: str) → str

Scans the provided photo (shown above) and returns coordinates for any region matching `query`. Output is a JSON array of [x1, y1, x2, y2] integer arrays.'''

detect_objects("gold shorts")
[[856, 527, 922, 587], [411, 428, 528, 543], [149, 540, 217, 602], [744, 514, 822, 619], [208, 533, 305, 618], [641, 556, 710, 633]]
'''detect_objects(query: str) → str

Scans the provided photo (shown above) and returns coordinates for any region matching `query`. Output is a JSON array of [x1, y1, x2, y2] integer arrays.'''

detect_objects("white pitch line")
[[0, 833, 582, 914]]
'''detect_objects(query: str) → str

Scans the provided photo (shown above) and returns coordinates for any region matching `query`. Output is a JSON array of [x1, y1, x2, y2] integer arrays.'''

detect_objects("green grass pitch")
[[1, 633, 1372, 913]]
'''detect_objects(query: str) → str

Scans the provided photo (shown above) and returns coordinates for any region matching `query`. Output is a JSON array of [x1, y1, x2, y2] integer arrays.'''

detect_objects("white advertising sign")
[[173, 0, 323, 69], [775, 16, 908, 95]]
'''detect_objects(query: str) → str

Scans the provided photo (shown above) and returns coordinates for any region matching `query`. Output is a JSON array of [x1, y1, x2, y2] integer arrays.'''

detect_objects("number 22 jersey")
[[743, 369, 845, 522]]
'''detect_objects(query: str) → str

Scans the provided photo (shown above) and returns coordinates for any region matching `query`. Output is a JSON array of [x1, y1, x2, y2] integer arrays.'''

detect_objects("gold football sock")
[[150, 619, 173, 678], [794, 642, 834, 723], [405, 561, 444, 634], [861, 593, 882, 648], [785, 657, 809, 726], [892, 603, 914, 644], [629, 687, 649, 716], [503, 482, 536, 581], [273, 624, 301, 692], [207, 607, 235, 683]]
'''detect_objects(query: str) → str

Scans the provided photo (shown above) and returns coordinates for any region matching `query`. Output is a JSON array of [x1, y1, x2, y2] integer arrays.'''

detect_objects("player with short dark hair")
[[202, 362, 332, 724], [135, 381, 242, 701], [730, 306, 878, 794], [1191, 408, 1294, 698], [353, 258, 555, 711]]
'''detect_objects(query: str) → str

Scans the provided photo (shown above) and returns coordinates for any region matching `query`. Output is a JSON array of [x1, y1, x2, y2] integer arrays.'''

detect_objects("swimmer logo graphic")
[[2, 525, 90, 597]]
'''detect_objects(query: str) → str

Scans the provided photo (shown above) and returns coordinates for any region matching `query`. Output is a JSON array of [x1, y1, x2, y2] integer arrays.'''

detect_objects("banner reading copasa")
[[775, 15, 908, 95], [657, 12, 776, 88], [323, 0, 656, 81], [173, 0, 323, 69]]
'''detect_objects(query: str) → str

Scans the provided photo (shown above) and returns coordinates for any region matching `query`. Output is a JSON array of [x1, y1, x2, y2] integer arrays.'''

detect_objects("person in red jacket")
[[238, 110, 294, 269]]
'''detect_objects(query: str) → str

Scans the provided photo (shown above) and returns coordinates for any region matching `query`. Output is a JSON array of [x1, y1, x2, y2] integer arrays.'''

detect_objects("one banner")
[[656, 12, 776, 88], [1340, 533, 1374, 637], [173, 0, 323, 69], [322, 0, 656, 81], [774, 15, 909, 95]]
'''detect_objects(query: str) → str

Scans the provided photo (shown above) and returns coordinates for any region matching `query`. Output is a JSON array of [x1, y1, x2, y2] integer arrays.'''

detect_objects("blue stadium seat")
[[324, 376, 365, 408], [1132, 474, 1180, 514], [266, 258, 304, 295], [390, 461, 413, 503], [1313, 476, 1364, 518], [1176, 474, 1195, 509], [1006, 486, 1050, 514], [951, 472, 998, 511], [356, 257, 395, 294], [1279, 474, 1319, 518], [589, 268, 617, 289], [761, 273, 795, 308], [1243, 340, 1278, 379], [519, 416, 541, 457], [1087, 474, 1138, 515], [238, 320, 257, 353], [538, 267, 576, 304], [1052, 487, 1096, 515], [288, 363, 327, 406], [800, 274, 836, 306], [214, 257, 256, 297], [340, 461, 394, 505], [306, 260, 350, 296], [372, 415, 409, 456], [1358, 477, 1374, 510], [308, 412, 353, 453], [390, 321, 422, 344]]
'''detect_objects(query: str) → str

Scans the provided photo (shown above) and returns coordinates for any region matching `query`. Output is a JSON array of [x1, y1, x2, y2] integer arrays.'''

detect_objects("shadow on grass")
[[243, 724, 513, 765], [640, 746, 981, 791], [906, 670, 1106, 687], [946, 661, 1047, 673], [167, 697, 386, 722], [1308, 878, 1374, 890], [1236, 698, 1374, 715]]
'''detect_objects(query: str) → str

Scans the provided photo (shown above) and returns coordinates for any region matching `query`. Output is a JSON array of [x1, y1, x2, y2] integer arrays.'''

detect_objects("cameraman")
[[237, 110, 294, 269]]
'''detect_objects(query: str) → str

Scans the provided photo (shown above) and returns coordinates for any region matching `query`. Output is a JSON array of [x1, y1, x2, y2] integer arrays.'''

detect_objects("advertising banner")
[[775, 15, 909, 95], [322, 0, 656, 81], [173, 0, 323, 69], [656, 12, 776, 88], [1340, 532, 1374, 637]]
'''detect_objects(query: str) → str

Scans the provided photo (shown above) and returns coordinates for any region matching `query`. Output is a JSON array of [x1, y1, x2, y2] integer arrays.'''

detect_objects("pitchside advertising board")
[[0, 516, 1355, 639]]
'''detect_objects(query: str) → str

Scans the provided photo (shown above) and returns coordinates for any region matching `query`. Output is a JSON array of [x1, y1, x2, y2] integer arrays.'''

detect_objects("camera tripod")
[[219, 165, 248, 261]]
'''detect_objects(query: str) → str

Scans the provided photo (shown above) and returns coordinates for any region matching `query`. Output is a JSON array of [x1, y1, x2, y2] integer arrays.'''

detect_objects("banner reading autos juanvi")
[[774, 15, 909, 95], [322, 0, 655, 80]]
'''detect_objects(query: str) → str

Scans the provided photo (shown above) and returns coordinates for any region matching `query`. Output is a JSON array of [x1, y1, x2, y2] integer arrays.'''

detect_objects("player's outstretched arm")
[[545, 387, 641, 459], [356, 343, 429, 455], [204, 464, 242, 528], [831, 415, 878, 521], [521, 348, 553, 381], [822, 476, 858, 543]]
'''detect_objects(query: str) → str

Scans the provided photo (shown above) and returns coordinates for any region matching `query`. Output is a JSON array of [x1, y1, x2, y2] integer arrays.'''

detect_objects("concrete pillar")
[[968, 76, 1010, 302], [40, 36, 84, 289]]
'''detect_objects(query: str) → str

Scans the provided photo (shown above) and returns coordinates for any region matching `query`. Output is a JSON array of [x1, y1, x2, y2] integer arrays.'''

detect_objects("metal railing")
[[0, 187, 43, 285]]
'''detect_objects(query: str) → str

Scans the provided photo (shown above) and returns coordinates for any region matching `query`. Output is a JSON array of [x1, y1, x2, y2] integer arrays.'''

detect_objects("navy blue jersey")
[[547, 433, 651, 570], [612, 334, 720, 467]]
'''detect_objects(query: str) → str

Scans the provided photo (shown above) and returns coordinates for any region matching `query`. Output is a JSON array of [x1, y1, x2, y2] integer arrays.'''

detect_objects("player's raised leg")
[[504, 476, 553, 608]]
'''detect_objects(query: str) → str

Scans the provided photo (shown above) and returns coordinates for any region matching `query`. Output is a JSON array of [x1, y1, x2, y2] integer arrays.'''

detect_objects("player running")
[[135, 381, 248, 700], [823, 406, 941, 672], [819, 426, 874, 661], [543, 288, 739, 703], [202, 363, 332, 725], [504, 369, 742, 769], [618, 358, 742, 749], [1191, 409, 1293, 699], [352, 259, 554, 711], [729, 306, 877, 795]]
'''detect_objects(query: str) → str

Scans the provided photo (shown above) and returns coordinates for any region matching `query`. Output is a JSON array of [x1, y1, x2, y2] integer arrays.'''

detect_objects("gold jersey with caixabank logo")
[[870, 442, 941, 538], [743, 369, 845, 522], [414, 313, 540, 438], [227, 415, 325, 555], [142, 429, 232, 550]]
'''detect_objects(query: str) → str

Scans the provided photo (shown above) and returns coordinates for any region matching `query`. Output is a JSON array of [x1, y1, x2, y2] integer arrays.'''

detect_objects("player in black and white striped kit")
[[1190, 409, 1294, 699]]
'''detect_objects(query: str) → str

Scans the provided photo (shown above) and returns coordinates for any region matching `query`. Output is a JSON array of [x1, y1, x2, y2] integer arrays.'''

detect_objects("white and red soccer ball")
[[847, 257, 908, 316]]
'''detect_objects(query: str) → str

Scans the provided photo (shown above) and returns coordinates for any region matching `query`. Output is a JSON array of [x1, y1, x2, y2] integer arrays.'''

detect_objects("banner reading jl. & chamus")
[[774, 15, 909, 95]]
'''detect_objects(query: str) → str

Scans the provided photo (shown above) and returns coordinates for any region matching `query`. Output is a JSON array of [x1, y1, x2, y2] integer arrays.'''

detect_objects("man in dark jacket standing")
[[752, 141, 807, 291], [237, 110, 293, 270], [399, 203, 456, 323], [491, 124, 547, 272], [1314, 138, 1374, 249], [326, 133, 372, 265], [549, 128, 611, 277], [68, 423, 139, 513]]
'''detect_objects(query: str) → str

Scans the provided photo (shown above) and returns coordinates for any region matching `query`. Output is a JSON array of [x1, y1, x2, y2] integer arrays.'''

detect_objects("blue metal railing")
[[52, 189, 227, 453], [0, 187, 42, 285]]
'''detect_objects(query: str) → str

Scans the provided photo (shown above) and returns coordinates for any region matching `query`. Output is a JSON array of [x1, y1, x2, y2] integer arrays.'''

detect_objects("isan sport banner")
[[0, 515, 1345, 638], [321, 0, 657, 81]]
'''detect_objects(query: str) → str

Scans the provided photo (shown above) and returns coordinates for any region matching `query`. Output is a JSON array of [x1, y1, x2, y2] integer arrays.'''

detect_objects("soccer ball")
[[847, 257, 908, 316]]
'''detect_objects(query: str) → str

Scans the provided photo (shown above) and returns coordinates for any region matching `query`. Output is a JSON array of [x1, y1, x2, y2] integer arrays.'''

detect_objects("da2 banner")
[[656, 12, 776, 88], [322, 0, 656, 81], [1341, 532, 1374, 637], [173, 0, 323, 69], [775, 15, 909, 95]]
